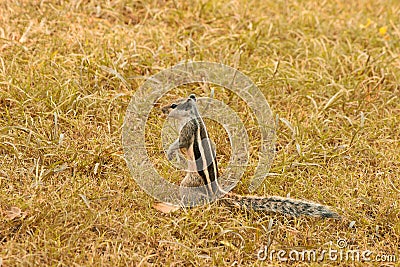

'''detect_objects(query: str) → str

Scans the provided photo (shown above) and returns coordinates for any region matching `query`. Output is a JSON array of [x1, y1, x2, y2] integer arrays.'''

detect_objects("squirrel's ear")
[[189, 94, 196, 101]]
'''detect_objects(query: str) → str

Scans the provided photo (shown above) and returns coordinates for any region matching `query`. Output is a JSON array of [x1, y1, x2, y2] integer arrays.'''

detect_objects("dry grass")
[[1, 0, 399, 266]]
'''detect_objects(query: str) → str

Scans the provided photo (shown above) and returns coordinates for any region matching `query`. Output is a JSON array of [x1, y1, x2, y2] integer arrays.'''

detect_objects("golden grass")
[[1, 0, 399, 266]]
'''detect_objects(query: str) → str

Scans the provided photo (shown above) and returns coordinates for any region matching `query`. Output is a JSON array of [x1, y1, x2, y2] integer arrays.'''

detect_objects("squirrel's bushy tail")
[[221, 193, 340, 219]]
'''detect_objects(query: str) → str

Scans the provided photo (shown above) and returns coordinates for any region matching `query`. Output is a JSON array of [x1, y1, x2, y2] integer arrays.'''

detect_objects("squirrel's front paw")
[[167, 150, 178, 161], [167, 150, 187, 169]]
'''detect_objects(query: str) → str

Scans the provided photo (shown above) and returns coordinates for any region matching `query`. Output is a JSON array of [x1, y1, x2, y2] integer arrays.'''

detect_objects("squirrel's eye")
[[170, 104, 177, 109]]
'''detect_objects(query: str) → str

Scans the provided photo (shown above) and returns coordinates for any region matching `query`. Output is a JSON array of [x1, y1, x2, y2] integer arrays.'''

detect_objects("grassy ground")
[[1, 0, 399, 266]]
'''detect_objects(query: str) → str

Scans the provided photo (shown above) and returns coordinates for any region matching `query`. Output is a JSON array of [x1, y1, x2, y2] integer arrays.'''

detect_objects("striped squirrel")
[[158, 94, 340, 219]]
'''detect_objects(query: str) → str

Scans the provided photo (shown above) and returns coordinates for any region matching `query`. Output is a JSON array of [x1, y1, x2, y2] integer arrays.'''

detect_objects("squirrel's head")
[[161, 94, 198, 119]]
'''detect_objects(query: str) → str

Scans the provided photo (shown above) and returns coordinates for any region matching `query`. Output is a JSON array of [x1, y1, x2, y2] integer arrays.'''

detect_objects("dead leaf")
[[153, 202, 180, 213], [5, 206, 26, 220]]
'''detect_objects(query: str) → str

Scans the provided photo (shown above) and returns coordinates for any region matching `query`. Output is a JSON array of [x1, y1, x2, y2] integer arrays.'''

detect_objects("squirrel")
[[156, 94, 340, 219]]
